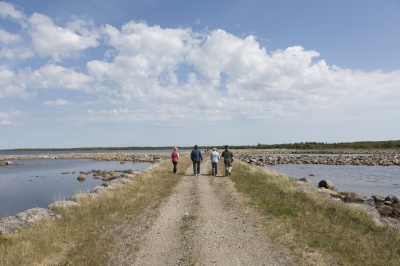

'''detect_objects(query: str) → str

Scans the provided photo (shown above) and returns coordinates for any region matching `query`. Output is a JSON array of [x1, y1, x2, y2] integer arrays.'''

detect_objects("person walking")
[[171, 147, 179, 174], [190, 145, 203, 176], [209, 147, 220, 176], [221, 145, 234, 176]]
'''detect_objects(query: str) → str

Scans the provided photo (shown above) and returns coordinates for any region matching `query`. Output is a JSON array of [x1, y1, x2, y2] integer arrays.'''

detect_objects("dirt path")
[[109, 159, 294, 265]]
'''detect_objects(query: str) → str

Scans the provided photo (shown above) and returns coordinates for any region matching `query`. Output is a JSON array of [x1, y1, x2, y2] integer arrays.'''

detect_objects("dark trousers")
[[211, 162, 218, 176], [173, 162, 178, 173], [193, 161, 201, 175]]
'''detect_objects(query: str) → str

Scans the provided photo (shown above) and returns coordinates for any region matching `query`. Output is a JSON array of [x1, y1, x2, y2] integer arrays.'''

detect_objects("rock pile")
[[373, 194, 400, 219], [240, 154, 400, 166], [0, 152, 169, 165]]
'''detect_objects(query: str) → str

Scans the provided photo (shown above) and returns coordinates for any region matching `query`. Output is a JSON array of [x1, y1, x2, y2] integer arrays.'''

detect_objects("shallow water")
[[0, 149, 190, 156], [262, 164, 400, 198], [0, 159, 151, 219]]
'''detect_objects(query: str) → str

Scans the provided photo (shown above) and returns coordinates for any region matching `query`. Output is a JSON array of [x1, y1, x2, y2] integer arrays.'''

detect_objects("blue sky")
[[0, 0, 399, 149]]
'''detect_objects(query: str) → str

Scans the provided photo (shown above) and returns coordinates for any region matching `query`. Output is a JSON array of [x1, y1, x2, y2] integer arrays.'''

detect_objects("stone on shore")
[[372, 195, 385, 202], [0, 208, 60, 235], [318, 187, 345, 200], [385, 194, 400, 203], [318, 180, 334, 190], [298, 177, 314, 186], [339, 192, 366, 203]]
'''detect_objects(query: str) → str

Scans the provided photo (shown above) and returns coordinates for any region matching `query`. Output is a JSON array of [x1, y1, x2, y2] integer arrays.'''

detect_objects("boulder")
[[392, 203, 400, 217], [0, 208, 60, 235], [345, 203, 385, 227], [339, 192, 366, 203], [372, 195, 385, 202], [318, 180, 334, 190], [77, 174, 86, 181], [299, 177, 314, 186], [385, 194, 400, 203], [376, 204, 394, 217], [90, 185, 108, 194], [318, 187, 345, 200]]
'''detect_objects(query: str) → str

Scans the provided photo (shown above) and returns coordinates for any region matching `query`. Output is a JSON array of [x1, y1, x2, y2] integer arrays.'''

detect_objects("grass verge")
[[0, 155, 191, 266], [230, 160, 400, 266]]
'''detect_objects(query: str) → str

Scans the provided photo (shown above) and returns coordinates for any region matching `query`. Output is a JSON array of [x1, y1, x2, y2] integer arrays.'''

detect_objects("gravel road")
[[109, 158, 294, 265]]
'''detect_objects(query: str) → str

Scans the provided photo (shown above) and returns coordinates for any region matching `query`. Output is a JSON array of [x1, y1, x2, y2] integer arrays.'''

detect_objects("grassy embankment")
[[230, 160, 400, 265], [1, 154, 400, 265], [0, 155, 191, 265]]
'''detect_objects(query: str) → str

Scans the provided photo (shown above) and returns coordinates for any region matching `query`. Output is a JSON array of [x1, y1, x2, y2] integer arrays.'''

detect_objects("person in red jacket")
[[171, 147, 180, 174]]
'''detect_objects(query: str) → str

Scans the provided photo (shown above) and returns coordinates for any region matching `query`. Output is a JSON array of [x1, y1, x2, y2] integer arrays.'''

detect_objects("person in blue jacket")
[[190, 144, 203, 176]]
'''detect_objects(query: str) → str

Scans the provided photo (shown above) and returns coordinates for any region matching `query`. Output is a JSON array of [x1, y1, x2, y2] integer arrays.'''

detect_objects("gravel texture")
[[108, 158, 294, 265]]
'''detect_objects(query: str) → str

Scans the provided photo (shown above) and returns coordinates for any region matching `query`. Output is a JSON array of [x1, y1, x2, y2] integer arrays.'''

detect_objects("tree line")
[[3, 140, 400, 151]]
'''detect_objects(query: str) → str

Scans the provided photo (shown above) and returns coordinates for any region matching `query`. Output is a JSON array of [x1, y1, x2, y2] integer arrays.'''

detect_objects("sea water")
[[262, 164, 400, 198], [0, 159, 151, 219]]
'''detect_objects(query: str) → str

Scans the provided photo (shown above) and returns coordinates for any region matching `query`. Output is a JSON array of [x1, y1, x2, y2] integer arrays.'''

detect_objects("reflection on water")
[[0, 159, 151, 219], [262, 164, 400, 198]]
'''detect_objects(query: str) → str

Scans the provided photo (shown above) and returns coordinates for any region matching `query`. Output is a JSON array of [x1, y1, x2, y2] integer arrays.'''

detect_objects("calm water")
[[0, 149, 190, 156], [0, 159, 151, 219], [262, 164, 400, 198]]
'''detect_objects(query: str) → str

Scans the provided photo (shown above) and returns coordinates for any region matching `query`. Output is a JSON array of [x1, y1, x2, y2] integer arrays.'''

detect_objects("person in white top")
[[209, 147, 220, 176]]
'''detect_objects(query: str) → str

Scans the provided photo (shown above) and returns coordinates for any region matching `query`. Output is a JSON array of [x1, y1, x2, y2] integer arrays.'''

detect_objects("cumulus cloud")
[[0, 2, 399, 127], [29, 64, 92, 91], [0, 47, 34, 60], [29, 13, 99, 60], [0, 67, 33, 98], [0, 1, 27, 26], [0, 29, 21, 44]]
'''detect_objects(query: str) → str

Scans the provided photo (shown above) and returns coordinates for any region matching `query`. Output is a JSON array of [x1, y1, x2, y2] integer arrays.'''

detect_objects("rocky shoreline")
[[0, 162, 162, 235], [294, 178, 400, 228], [2, 150, 400, 235], [238, 153, 400, 166], [234, 150, 400, 227], [0, 152, 170, 164], [0, 153, 169, 235]]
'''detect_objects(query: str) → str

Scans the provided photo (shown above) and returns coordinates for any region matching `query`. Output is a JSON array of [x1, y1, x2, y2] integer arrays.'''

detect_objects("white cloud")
[[0, 110, 22, 125], [0, 67, 33, 98], [29, 64, 92, 91], [0, 8, 399, 127], [29, 13, 99, 61], [96, 22, 195, 82], [0, 1, 27, 26], [0, 28, 21, 44], [0, 47, 34, 60], [43, 99, 70, 106], [0, 64, 92, 99]]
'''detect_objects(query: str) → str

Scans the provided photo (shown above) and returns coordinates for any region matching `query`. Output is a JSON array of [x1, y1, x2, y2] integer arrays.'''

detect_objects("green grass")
[[230, 160, 400, 265], [0, 157, 192, 266]]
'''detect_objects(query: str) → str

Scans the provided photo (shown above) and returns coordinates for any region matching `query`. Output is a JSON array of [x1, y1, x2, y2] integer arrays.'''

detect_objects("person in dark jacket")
[[221, 145, 234, 176], [190, 145, 203, 176]]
